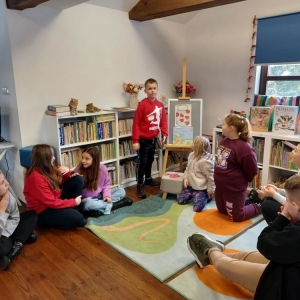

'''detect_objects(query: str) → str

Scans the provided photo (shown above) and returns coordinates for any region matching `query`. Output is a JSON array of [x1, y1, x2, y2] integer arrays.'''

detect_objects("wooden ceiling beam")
[[129, 0, 245, 22], [6, 0, 49, 11]]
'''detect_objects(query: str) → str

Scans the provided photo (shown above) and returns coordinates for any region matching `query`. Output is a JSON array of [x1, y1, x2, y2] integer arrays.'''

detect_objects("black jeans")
[[0, 210, 38, 257], [136, 138, 156, 184], [261, 197, 282, 224], [38, 176, 85, 230]]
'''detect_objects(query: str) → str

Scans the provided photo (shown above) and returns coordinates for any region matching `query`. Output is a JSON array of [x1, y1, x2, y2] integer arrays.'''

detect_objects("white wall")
[[186, 0, 300, 133], [5, 3, 185, 200], [0, 0, 23, 198]]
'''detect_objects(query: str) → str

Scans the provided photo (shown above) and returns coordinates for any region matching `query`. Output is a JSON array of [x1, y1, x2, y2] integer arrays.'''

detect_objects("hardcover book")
[[173, 126, 193, 145], [47, 105, 70, 112], [272, 105, 299, 134], [249, 107, 270, 132], [46, 110, 71, 117]]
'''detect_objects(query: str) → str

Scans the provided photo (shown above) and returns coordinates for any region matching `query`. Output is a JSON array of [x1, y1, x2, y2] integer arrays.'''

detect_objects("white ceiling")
[[43, 0, 198, 24]]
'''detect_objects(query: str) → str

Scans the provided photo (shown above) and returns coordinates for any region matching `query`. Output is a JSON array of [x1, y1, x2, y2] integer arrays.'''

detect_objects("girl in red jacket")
[[23, 144, 85, 229]]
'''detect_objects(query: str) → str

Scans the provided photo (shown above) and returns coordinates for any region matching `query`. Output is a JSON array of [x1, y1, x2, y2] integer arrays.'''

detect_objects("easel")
[[161, 59, 192, 197]]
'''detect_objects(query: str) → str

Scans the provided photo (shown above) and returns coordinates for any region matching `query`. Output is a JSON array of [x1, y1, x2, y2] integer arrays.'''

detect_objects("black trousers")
[[38, 175, 85, 230], [0, 210, 38, 257], [261, 197, 282, 224], [136, 138, 156, 184]]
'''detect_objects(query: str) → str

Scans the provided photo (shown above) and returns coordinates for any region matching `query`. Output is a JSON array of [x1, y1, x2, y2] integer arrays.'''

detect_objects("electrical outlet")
[[2, 88, 10, 95]]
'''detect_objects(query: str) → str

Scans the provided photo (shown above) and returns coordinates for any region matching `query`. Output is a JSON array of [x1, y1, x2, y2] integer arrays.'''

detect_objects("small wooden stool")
[[160, 144, 191, 200]]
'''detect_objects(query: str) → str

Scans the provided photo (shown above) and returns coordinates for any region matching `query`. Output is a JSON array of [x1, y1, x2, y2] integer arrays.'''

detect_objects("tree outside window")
[[259, 64, 300, 96]]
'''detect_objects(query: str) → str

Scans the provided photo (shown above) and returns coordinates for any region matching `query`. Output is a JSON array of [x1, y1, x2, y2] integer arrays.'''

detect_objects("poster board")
[[167, 99, 203, 144]]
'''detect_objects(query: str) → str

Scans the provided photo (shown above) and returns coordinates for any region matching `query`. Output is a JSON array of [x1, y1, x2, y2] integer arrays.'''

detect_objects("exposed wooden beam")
[[6, 0, 49, 11], [129, 0, 245, 22]]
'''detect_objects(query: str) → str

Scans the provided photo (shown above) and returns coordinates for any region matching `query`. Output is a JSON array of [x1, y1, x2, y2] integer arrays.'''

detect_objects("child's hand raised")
[[0, 192, 9, 212]]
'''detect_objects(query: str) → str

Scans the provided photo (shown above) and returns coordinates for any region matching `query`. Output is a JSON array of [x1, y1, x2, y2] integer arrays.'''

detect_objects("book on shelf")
[[173, 126, 193, 145], [282, 140, 297, 150], [272, 105, 299, 134], [249, 107, 270, 132], [47, 105, 70, 112], [46, 110, 71, 117]]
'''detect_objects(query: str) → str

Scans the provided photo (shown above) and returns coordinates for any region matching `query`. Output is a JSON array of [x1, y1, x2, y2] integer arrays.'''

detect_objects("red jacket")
[[132, 98, 168, 143], [24, 169, 76, 214]]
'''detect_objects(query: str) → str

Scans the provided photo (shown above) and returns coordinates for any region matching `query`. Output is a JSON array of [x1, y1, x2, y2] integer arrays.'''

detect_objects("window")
[[259, 64, 300, 96]]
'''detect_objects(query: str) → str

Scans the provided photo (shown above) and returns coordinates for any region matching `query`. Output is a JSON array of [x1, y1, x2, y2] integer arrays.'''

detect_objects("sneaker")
[[144, 178, 160, 187], [0, 256, 11, 271], [247, 189, 261, 204], [187, 233, 225, 268], [137, 184, 146, 198], [112, 197, 133, 211], [26, 230, 39, 244]]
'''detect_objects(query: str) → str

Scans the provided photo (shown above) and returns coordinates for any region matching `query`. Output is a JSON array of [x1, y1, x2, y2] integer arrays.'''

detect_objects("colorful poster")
[[175, 104, 192, 127], [173, 127, 193, 145]]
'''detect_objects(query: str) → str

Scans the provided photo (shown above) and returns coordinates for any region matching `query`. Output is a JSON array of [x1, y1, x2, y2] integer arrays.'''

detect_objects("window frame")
[[259, 66, 300, 95]]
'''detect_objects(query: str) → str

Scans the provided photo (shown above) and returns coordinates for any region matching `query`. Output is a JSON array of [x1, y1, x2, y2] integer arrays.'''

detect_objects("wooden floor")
[[0, 182, 185, 300]]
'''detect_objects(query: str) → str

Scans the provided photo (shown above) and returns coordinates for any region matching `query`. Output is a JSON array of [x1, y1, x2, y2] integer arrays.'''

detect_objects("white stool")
[[160, 172, 184, 200]]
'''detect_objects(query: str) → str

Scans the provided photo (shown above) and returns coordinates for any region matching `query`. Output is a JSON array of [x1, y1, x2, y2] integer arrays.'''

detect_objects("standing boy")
[[132, 78, 168, 198]]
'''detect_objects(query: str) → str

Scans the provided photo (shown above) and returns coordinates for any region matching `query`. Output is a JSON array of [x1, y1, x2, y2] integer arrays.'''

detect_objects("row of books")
[[270, 141, 298, 170], [106, 163, 117, 186], [248, 169, 262, 189], [59, 119, 116, 146], [60, 144, 116, 169], [119, 160, 137, 183], [119, 139, 135, 157], [119, 118, 133, 136], [166, 151, 181, 168], [252, 138, 265, 164]]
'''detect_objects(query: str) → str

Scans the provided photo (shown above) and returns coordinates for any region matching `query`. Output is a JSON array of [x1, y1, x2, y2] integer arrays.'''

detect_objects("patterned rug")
[[167, 220, 267, 300], [86, 195, 263, 282]]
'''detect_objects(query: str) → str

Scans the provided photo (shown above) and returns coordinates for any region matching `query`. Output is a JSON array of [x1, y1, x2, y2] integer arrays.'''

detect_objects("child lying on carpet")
[[74, 147, 133, 217], [187, 173, 300, 300], [178, 136, 215, 212], [214, 114, 261, 221], [258, 142, 300, 224]]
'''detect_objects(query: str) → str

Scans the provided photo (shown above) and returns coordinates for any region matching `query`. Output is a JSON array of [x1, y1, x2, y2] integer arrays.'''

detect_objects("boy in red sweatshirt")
[[132, 78, 168, 198]]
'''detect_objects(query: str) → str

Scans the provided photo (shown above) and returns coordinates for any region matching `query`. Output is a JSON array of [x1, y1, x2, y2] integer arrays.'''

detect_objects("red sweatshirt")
[[24, 169, 76, 214], [132, 98, 168, 143]]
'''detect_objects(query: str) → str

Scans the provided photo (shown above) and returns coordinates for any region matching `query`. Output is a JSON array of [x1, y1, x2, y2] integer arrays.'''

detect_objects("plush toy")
[[86, 103, 101, 113]]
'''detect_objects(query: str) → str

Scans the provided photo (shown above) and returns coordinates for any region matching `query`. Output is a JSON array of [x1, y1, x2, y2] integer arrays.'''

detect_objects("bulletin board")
[[167, 99, 203, 144]]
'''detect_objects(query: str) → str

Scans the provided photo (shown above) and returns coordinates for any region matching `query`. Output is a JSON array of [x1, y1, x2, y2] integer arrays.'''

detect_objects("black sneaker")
[[137, 184, 146, 198], [0, 256, 11, 271], [144, 179, 160, 187], [26, 230, 39, 244], [112, 197, 133, 211], [247, 189, 261, 204], [187, 233, 225, 268]]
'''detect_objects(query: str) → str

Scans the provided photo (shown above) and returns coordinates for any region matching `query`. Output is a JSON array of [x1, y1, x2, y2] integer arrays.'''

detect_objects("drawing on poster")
[[175, 104, 192, 127]]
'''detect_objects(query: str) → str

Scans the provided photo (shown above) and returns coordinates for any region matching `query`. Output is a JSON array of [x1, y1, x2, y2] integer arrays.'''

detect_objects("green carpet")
[[86, 195, 263, 282]]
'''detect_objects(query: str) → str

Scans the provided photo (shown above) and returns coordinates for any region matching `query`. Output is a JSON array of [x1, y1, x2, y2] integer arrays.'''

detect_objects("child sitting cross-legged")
[[0, 171, 38, 270], [187, 173, 300, 300], [178, 136, 215, 212], [74, 147, 133, 217]]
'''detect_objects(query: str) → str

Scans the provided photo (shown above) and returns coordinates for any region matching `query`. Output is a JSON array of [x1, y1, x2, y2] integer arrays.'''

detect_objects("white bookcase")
[[213, 127, 300, 187]]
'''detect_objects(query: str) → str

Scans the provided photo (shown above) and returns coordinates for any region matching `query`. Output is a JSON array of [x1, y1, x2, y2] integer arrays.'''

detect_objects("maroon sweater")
[[214, 137, 258, 192]]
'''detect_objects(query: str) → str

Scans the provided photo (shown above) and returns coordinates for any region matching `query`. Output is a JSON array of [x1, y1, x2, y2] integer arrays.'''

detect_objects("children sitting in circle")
[[74, 147, 133, 217], [178, 136, 215, 212], [214, 114, 261, 221]]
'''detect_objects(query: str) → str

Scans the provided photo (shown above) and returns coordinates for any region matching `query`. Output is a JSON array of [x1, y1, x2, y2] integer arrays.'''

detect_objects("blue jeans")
[[81, 188, 126, 214]]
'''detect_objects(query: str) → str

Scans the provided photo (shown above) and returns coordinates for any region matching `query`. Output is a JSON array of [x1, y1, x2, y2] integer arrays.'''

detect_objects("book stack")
[[46, 105, 70, 116]]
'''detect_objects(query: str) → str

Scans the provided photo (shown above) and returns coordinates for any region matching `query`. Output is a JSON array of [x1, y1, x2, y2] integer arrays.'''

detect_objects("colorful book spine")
[[59, 124, 64, 146]]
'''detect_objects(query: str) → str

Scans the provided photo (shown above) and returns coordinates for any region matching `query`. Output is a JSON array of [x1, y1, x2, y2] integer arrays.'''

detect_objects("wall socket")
[[2, 88, 10, 95]]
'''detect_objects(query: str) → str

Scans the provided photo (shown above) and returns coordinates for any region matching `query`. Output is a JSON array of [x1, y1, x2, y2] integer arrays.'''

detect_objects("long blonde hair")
[[193, 136, 211, 160], [224, 114, 252, 143]]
